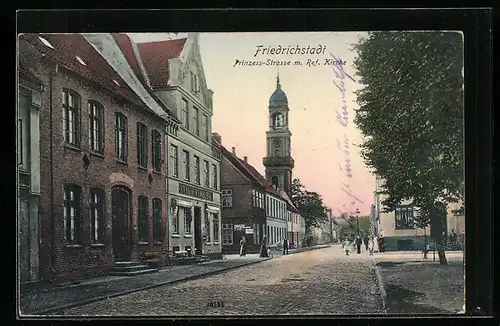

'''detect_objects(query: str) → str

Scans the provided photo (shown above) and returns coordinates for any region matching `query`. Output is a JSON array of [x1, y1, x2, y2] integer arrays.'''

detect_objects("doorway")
[[111, 187, 132, 261], [194, 206, 202, 255]]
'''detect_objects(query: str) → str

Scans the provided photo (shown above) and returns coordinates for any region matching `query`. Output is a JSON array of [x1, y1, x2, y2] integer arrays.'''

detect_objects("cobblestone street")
[[59, 245, 384, 316]]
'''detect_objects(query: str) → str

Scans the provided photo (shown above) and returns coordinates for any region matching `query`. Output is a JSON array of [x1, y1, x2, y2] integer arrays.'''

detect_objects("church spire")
[[276, 68, 281, 89]]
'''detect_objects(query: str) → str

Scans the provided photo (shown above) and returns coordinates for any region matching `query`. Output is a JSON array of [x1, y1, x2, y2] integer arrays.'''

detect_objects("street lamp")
[[355, 208, 360, 236]]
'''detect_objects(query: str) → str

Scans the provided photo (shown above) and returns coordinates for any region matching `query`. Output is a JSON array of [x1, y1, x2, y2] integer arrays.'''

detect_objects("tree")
[[337, 215, 372, 239], [353, 32, 464, 265], [290, 178, 329, 235]]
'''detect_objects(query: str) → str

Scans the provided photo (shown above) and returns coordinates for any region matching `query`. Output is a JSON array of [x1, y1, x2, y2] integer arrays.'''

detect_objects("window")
[[222, 224, 233, 245], [259, 192, 264, 208], [395, 205, 415, 229], [138, 196, 149, 242], [213, 213, 219, 242], [181, 99, 189, 129], [152, 198, 162, 242], [204, 160, 210, 187], [151, 130, 162, 172], [89, 101, 104, 154], [172, 207, 179, 234], [63, 184, 82, 244], [191, 72, 198, 93], [170, 145, 178, 177], [90, 188, 104, 243], [201, 114, 208, 141], [212, 164, 217, 190], [182, 150, 190, 181], [221, 190, 232, 208], [194, 156, 200, 184], [137, 123, 148, 167], [184, 207, 192, 234], [115, 113, 128, 161], [205, 212, 211, 242], [63, 90, 81, 147], [252, 189, 256, 207], [193, 106, 200, 136]]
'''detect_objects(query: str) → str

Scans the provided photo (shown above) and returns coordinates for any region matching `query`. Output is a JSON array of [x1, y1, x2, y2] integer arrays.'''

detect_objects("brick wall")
[[37, 63, 168, 281]]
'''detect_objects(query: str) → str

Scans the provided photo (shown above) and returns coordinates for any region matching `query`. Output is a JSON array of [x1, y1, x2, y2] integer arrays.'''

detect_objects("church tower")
[[263, 74, 294, 196]]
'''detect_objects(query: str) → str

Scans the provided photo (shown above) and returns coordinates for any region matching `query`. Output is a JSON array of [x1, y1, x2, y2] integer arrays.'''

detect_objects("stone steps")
[[109, 261, 159, 276]]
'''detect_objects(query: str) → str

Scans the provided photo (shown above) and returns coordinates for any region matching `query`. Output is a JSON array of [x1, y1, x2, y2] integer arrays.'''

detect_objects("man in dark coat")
[[356, 235, 362, 254], [283, 237, 289, 255]]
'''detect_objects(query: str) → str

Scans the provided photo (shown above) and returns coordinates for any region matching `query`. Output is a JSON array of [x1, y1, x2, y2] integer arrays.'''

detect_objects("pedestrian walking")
[[363, 234, 370, 251], [368, 236, 374, 255], [378, 234, 385, 252], [373, 235, 379, 253], [355, 235, 362, 254], [239, 236, 247, 257], [267, 246, 273, 257], [343, 239, 351, 255], [260, 235, 268, 258], [283, 237, 289, 255]]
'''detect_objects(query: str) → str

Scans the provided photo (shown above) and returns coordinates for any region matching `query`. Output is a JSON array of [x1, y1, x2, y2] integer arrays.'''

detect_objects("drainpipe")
[[164, 118, 170, 267], [48, 62, 57, 274]]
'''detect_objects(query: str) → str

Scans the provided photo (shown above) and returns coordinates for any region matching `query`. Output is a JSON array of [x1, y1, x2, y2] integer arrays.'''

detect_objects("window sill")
[[171, 234, 181, 238], [184, 234, 193, 238], [90, 151, 104, 159], [64, 144, 81, 153], [213, 242, 220, 245], [90, 243, 105, 248], [138, 165, 147, 172], [205, 242, 212, 245], [65, 244, 83, 248], [116, 159, 128, 166], [153, 170, 162, 176], [153, 241, 162, 245], [138, 241, 149, 245]]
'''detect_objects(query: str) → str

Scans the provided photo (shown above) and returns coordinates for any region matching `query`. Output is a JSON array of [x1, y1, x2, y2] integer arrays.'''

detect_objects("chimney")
[[243, 156, 248, 163], [212, 132, 222, 144], [231, 147, 236, 155]]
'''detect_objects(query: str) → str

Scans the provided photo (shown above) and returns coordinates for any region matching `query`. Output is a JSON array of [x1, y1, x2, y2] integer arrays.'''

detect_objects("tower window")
[[271, 176, 278, 188], [273, 113, 284, 129]]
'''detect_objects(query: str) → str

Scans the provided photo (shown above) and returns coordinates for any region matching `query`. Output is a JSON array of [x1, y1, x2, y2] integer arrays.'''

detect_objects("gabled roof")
[[19, 33, 145, 108], [137, 38, 187, 89], [18, 62, 44, 86], [111, 33, 149, 88], [278, 189, 300, 213], [220, 144, 289, 201]]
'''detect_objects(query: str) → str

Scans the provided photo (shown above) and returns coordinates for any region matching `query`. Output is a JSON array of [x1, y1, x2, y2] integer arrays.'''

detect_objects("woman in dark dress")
[[260, 235, 268, 258]]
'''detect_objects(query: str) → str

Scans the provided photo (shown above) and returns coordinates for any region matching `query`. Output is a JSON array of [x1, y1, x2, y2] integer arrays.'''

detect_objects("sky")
[[129, 32, 374, 216]]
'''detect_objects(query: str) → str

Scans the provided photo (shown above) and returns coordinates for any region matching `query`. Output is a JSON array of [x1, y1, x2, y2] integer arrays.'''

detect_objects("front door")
[[194, 207, 202, 255], [112, 187, 131, 261]]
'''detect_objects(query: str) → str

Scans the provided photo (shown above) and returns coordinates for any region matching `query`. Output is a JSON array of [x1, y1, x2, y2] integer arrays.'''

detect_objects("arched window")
[[273, 113, 283, 129], [63, 89, 81, 147], [271, 176, 278, 188], [115, 112, 128, 162], [136, 122, 148, 168], [151, 129, 162, 172], [63, 183, 82, 244], [89, 101, 104, 154]]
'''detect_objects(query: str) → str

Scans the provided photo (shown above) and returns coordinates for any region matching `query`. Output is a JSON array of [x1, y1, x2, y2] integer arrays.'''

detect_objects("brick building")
[[19, 33, 171, 282]]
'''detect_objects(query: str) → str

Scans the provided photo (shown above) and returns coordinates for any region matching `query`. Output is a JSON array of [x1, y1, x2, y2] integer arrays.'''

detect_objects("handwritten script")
[[331, 53, 364, 218]]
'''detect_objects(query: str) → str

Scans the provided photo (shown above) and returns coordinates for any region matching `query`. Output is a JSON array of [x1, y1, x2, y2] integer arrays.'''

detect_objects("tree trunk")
[[434, 233, 448, 265]]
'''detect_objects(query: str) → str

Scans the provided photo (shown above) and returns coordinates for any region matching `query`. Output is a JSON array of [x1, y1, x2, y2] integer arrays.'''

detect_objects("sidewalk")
[[19, 244, 330, 315], [372, 251, 465, 314]]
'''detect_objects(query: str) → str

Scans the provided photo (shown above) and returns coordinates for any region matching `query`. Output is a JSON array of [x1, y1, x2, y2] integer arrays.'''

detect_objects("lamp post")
[[355, 208, 360, 236]]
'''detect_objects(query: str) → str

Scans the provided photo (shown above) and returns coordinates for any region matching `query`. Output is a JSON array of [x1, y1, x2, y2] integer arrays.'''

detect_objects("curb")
[[28, 258, 271, 316], [372, 256, 387, 311]]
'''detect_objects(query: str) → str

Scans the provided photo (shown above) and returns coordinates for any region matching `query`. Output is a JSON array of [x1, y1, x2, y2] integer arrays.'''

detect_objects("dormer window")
[[76, 56, 87, 66]]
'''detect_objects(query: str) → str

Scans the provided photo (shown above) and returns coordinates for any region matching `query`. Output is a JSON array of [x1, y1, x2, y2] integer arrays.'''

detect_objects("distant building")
[[219, 145, 288, 253]]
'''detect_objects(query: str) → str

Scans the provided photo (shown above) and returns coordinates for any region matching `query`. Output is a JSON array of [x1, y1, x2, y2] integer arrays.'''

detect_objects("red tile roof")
[[137, 38, 187, 89], [220, 145, 283, 198], [19, 33, 145, 108]]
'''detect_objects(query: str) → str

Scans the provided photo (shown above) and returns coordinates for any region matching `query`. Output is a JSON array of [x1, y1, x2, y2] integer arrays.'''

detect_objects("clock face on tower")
[[273, 138, 282, 148]]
